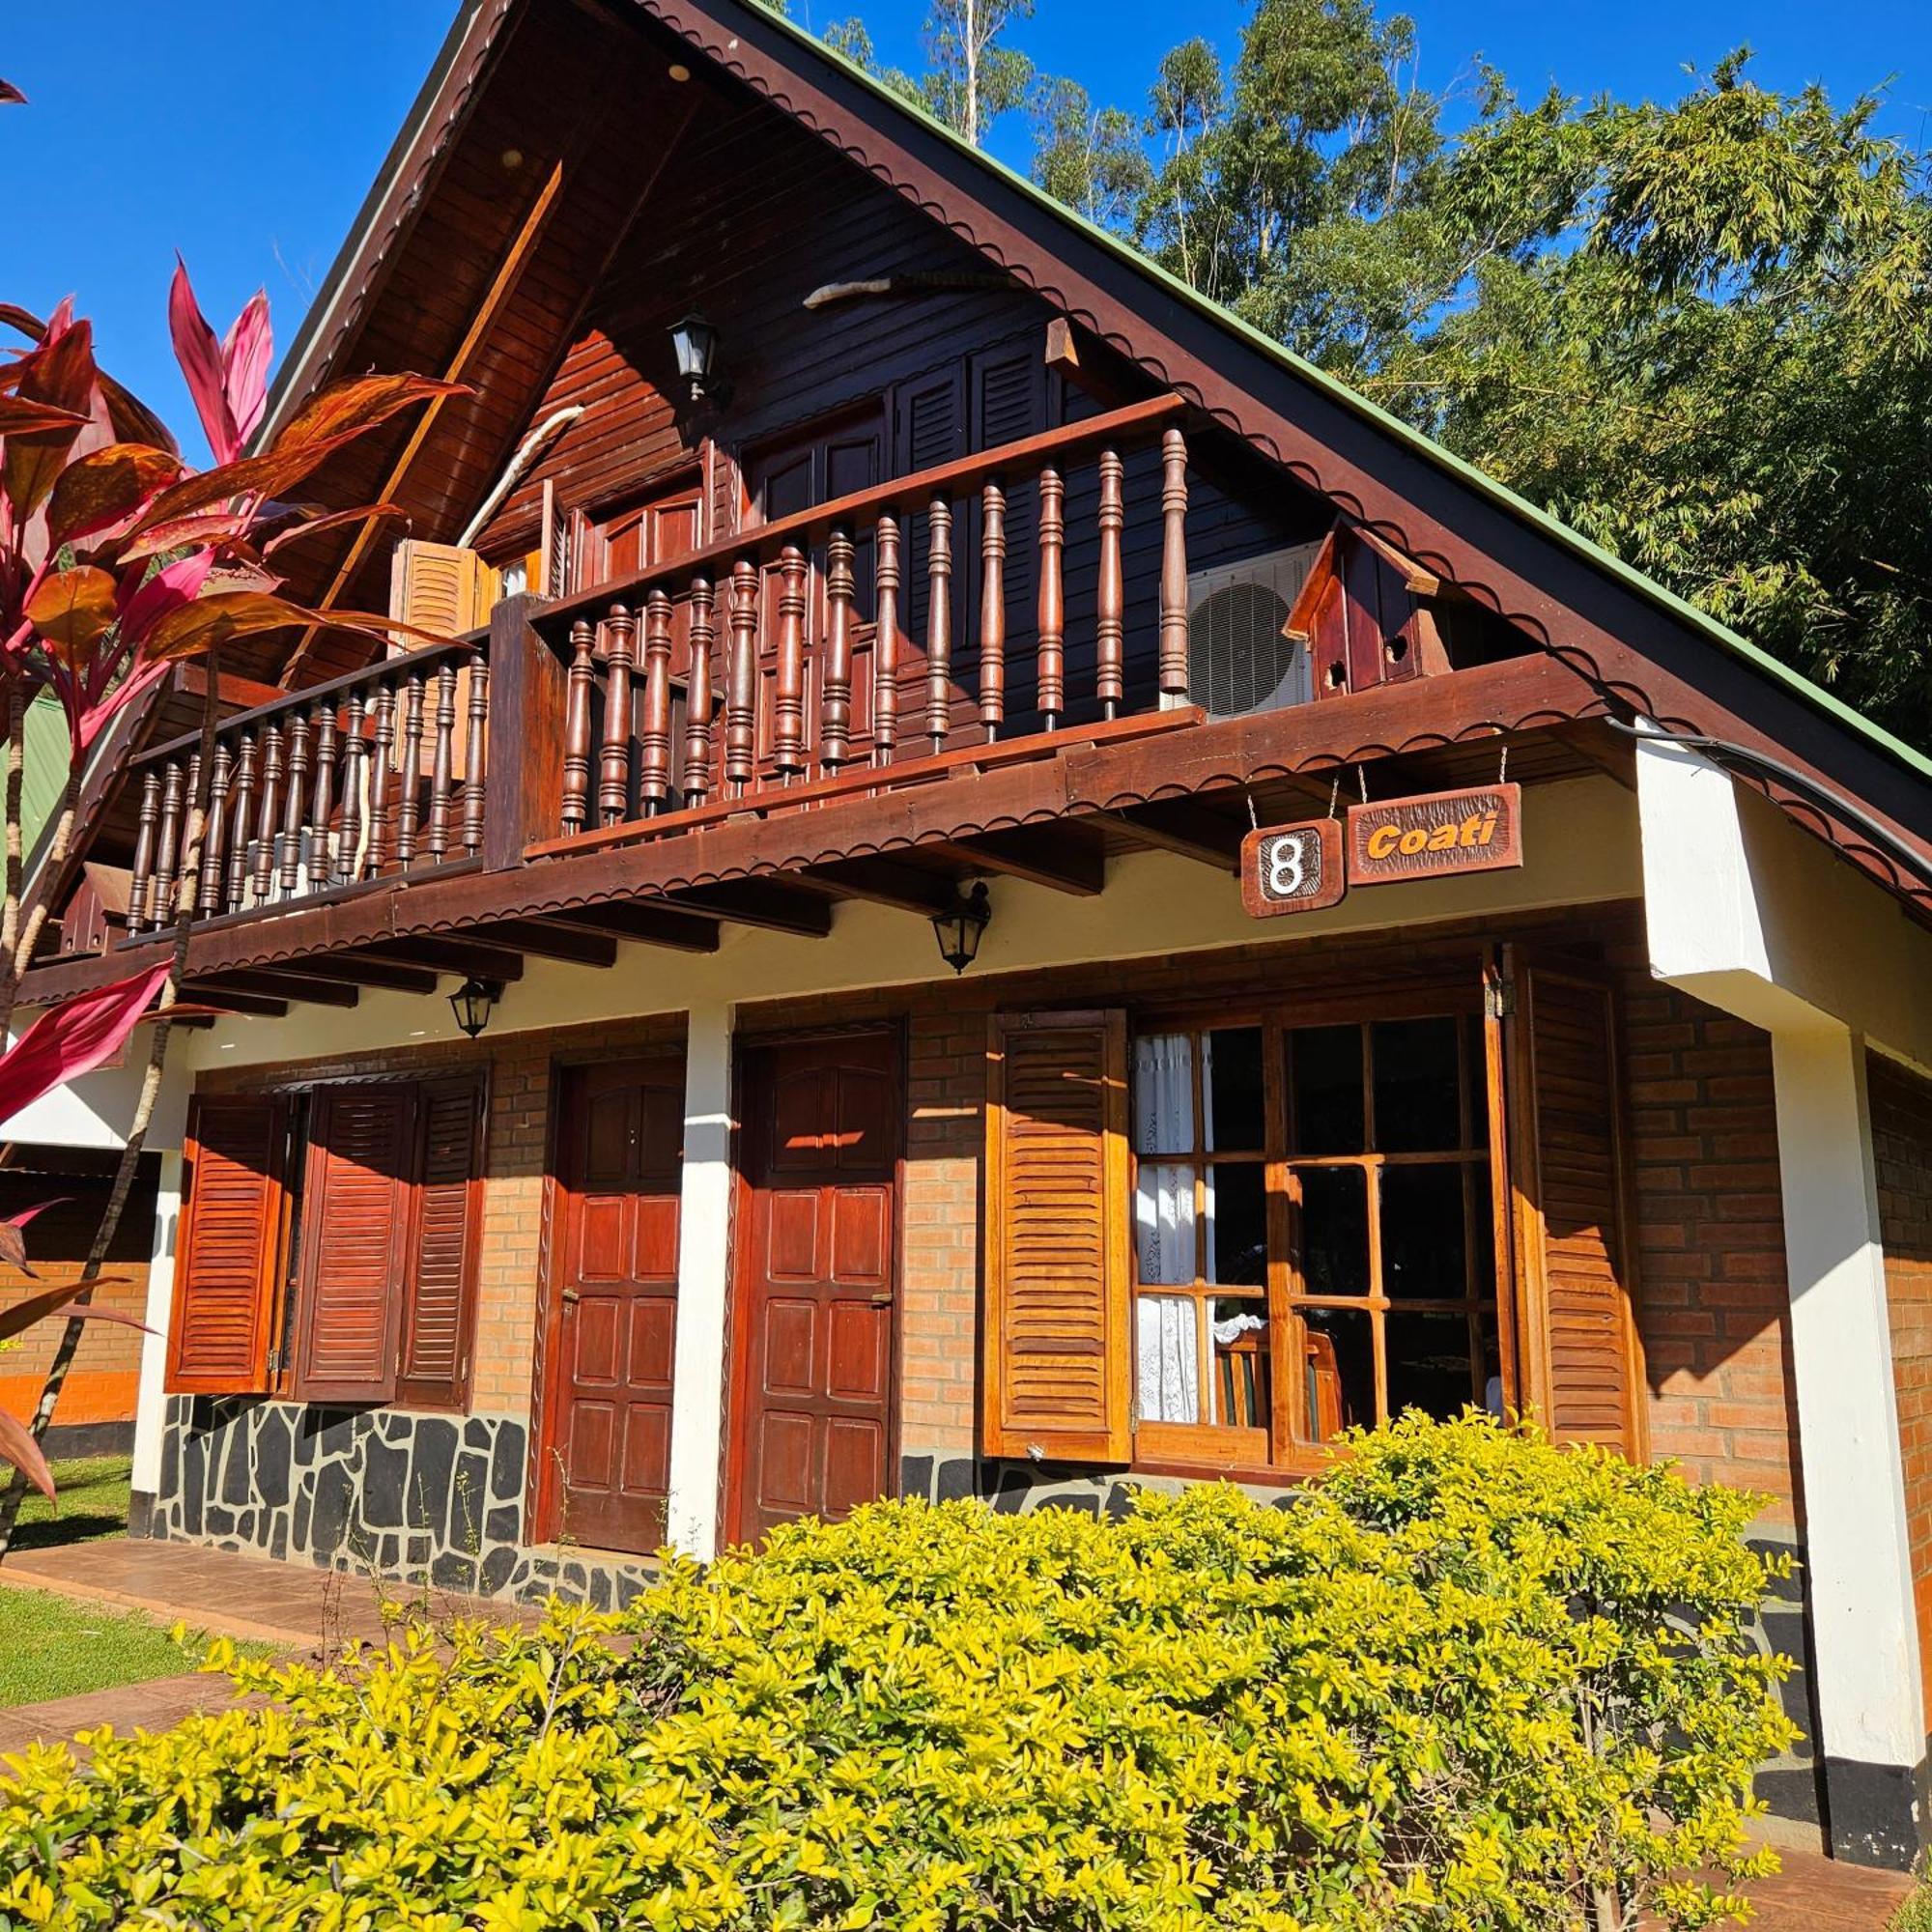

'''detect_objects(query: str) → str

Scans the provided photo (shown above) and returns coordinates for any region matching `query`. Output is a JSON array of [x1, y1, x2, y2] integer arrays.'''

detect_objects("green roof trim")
[[730, 0, 1932, 784]]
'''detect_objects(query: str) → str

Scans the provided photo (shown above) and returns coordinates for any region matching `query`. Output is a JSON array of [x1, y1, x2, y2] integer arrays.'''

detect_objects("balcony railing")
[[125, 635, 489, 936], [526, 391, 1193, 848], [120, 392, 1199, 937]]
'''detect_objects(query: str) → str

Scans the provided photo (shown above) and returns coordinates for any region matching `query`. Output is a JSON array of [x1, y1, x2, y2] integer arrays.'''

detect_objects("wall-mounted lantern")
[[669, 312, 730, 409], [448, 976, 502, 1039], [931, 882, 991, 976]]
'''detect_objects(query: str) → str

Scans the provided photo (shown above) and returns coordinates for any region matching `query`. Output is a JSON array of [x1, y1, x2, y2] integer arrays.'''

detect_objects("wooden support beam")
[[806, 856, 960, 917], [365, 936, 527, 981], [933, 825, 1106, 895], [470, 919, 619, 969], [1102, 800, 1243, 871], [181, 984, 289, 1018], [205, 969, 360, 1009], [538, 902, 722, 954], [670, 881, 834, 938], [292, 955, 441, 995]]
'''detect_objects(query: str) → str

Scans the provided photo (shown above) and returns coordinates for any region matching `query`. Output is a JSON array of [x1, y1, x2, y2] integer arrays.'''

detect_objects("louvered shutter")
[[292, 1084, 416, 1404], [895, 365, 966, 678], [1505, 956, 1645, 1455], [388, 539, 492, 638], [396, 1073, 487, 1409], [168, 1096, 288, 1394], [983, 1010, 1131, 1462], [970, 347, 1045, 711]]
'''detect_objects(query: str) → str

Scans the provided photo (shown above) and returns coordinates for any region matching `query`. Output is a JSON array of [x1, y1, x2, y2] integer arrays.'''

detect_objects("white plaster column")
[[129, 1149, 183, 1509], [663, 999, 735, 1561], [1772, 1026, 1925, 1858]]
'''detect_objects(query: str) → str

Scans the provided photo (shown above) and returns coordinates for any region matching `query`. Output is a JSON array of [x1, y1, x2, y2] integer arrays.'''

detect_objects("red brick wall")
[[1868, 1053, 1932, 1714], [1619, 970, 1801, 1524]]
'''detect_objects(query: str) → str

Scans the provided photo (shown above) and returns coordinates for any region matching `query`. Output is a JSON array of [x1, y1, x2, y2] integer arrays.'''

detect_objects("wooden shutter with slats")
[[292, 1084, 416, 1404], [396, 1073, 488, 1409], [1504, 955, 1645, 1455], [389, 539, 492, 637], [168, 1096, 289, 1394], [983, 1010, 1131, 1462]]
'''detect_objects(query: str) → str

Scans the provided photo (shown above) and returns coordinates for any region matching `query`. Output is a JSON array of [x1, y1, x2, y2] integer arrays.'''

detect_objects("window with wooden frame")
[[981, 958, 1643, 1474], [167, 1071, 488, 1411]]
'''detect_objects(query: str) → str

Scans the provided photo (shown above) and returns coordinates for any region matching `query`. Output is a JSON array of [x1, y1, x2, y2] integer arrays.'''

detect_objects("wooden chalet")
[[18, 0, 1932, 1870]]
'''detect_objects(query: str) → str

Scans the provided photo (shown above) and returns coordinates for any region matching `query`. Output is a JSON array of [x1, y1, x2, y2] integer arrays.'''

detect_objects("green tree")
[[825, 0, 1037, 146], [1030, 77, 1151, 228]]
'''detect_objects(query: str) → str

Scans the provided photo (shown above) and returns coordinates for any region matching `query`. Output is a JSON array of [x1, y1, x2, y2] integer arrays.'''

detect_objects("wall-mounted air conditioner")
[[1185, 541, 1324, 719]]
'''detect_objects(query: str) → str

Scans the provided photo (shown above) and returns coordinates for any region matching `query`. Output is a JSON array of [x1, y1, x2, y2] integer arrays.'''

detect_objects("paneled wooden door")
[[727, 1032, 901, 1546], [540, 1057, 684, 1554]]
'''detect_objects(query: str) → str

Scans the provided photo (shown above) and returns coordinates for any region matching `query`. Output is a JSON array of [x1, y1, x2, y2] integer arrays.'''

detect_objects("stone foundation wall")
[[150, 1396, 656, 1610]]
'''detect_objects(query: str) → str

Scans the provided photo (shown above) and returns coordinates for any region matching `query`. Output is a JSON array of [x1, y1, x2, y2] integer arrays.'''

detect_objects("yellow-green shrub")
[[0, 1414, 1796, 1930]]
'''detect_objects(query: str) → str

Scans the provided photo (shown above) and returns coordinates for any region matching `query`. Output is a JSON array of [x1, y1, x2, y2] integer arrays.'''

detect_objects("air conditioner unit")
[[1185, 542, 1323, 719]]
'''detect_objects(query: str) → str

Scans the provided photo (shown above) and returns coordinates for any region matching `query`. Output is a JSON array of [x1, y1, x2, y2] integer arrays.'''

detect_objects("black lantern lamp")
[[931, 882, 991, 976], [449, 976, 502, 1039], [669, 312, 730, 409]]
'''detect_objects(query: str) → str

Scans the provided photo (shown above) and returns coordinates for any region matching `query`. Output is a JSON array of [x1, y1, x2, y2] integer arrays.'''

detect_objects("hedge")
[[0, 1414, 1797, 1929]]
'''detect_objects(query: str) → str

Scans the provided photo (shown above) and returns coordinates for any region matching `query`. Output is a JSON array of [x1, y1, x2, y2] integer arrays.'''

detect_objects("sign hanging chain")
[[1245, 790, 1259, 831], [1326, 772, 1340, 820], [1356, 763, 1369, 804], [1498, 737, 1509, 786]]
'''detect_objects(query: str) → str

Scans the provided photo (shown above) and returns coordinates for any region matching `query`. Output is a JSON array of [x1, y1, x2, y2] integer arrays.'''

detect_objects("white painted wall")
[[130, 1149, 184, 1499]]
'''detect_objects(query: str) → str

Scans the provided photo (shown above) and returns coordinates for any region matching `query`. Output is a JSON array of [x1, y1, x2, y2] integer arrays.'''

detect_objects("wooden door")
[[729, 1032, 900, 1545], [543, 1057, 684, 1554]]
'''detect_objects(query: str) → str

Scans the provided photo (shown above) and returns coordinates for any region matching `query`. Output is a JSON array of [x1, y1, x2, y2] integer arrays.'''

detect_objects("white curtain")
[[1135, 1036, 1202, 1424]]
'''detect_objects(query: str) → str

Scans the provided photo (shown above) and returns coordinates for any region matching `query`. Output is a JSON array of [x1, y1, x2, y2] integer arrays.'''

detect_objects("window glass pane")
[[1287, 1025, 1364, 1155], [1477, 1309, 1505, 1417], [1135, 1162, 1197, 1285], [1209, 1298, 1267, 1426], [1302, 1308, 1374, 1439], [1380, 1164, 1467, 1301], [1385, 1311, 1478, 1420], [1371, 1016, 1462, 1151], [1136, 1294, 1201, 1423], [1206, 1028, 1264, 1151], [1468, 1165, 1496, 1299], [1207, 1162, 1267, 1286], [1132, 1034, 1195, 1155], [1294, 1165, 1369, 1296], [1464, 1014, 1490, 1144]]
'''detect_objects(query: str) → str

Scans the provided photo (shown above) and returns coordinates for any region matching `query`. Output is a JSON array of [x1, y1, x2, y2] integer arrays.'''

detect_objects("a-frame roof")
[[268, 0, 1931, 907]]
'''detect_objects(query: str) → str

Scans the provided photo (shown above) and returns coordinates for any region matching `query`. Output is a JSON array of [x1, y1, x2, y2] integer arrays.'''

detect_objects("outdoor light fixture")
[[448, 977, 502, 1039], [669, 312, 730, 408], [931, 882, 991, 976]]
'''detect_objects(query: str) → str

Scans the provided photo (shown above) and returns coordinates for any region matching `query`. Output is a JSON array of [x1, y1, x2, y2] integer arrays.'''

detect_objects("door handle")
[[561, 1288, 581, 1305], [866, 1293, 893, 1309]]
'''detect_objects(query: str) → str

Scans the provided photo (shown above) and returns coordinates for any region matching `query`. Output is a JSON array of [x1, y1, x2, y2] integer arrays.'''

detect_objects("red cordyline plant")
[[0, 74, 461, 1522]]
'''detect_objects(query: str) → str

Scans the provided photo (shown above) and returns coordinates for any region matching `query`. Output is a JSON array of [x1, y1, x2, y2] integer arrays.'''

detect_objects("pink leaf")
[[221, 291, 272, 452], [117, 547, 215, 646], [73, 657, 170, 753], [168, 258, 241, 465], [0, 962, 173, 1126], [0, 1411, 54, 1501]]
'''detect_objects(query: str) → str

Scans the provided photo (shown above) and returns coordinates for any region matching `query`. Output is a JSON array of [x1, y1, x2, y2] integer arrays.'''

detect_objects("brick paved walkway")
[[0, 1543, 1917, 1925]]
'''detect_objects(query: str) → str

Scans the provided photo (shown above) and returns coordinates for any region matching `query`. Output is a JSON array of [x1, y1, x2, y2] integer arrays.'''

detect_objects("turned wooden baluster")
[[684, 575, 715, 809], [251, 722, 284, 902], [128, 768, 160, 932], [427, 662, 456, 864], [395, 677, 423, 868], [335, 696, 365, 885], [1158, 427, 1190, 701], [1037, 467, 1065, 731], [924, 496, 952, 753], [225, 733, 257, 913], [368, 680, 396, 874], [309, 702, 337, 888], [152, 760, 185, 927], [724, 562, 758, 794], [773, 546, 808, 780], [561, 618, 596, 834], [462, 644, 489, 856], [599, 605, 636, 827], [978, 480, 1007, 742], [821, 530, 854, 771], [198, 741, 232, 919], [639, 589, 674, 812], [874, 513, 900, 766], [279, 712, 312, 895], [1096, 449, 1125, 722]]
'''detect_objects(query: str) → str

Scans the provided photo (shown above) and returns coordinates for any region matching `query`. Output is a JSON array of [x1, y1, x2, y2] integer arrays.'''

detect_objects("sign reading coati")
[[1345, 782, 1522, 885]]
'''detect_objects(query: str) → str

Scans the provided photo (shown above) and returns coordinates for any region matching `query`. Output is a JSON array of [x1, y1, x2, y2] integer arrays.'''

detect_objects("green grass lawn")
[[11, 1455, 131, 1552], [1895, 1886, 1932, 1930], [0, 1585, 226, 1708]]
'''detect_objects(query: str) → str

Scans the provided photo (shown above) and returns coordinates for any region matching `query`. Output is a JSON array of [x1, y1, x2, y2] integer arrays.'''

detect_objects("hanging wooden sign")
[[1240, 818, 1347, 918], [1346, 782, 1521, 885]]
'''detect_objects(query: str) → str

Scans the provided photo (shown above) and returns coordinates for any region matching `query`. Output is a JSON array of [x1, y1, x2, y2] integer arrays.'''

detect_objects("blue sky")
[[5, 0, 1927, 461]]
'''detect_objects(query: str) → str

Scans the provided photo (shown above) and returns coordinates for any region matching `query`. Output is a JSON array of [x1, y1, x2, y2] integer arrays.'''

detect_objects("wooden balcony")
[[123, 393, 1198, 936]]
